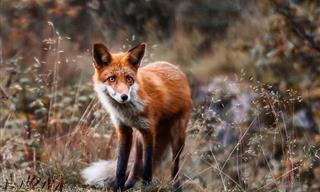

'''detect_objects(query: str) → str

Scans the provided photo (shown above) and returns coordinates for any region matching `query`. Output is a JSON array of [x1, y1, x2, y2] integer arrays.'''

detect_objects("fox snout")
[[120, 94, 128, 101], [112, 91, 130, 104], [102, 85, 131, 104]]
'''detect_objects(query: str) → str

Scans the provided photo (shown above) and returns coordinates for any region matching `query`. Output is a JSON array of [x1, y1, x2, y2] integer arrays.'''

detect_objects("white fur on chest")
[[94, 83, 149, 129]]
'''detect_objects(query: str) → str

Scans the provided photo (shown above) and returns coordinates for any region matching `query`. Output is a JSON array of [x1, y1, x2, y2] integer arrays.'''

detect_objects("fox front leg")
[[141, 129, 154, 185], [113, 125, 133, 191], [125, 137, 143, 189]]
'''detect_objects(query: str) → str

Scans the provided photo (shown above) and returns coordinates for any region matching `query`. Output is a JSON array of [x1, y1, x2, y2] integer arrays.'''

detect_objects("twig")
[[221, 117, 257, 171], [0, 86, 9, 99], [210, 146, 227, 191], [274, 3, 320, 53], [256, 167, 299, 191], [105, 129, 116, 159], [201, 159, 245, 191]]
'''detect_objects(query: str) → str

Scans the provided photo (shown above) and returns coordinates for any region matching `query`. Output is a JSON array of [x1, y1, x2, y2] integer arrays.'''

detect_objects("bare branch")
[[274, 3, 320, 53]]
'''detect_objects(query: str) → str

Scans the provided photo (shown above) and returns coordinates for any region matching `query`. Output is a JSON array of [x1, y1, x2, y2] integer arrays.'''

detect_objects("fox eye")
[[126, 76, 134, 84], [107, 76, 116, 82]]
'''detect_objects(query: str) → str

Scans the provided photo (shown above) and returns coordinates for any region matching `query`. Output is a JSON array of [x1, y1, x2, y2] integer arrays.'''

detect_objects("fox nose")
[[120, 94, 128, 101]]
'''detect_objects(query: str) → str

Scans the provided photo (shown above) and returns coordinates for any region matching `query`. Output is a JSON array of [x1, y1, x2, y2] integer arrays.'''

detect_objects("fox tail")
[[81, 160, 132, 187]]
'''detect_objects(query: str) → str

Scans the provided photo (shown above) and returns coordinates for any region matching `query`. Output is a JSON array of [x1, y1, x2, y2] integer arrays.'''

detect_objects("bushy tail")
[[81, 160, 133, 188]]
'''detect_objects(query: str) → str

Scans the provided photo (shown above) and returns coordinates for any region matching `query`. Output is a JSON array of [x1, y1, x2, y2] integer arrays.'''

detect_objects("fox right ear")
[[93, 43, 112, 68]]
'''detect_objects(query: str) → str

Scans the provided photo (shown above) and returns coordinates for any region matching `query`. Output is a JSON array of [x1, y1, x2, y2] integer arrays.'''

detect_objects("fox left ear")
[[127, 43, 146, 69]]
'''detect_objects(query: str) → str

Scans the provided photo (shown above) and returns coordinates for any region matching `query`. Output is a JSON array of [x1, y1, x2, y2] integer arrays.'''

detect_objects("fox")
[[81, 42, 192, 191]]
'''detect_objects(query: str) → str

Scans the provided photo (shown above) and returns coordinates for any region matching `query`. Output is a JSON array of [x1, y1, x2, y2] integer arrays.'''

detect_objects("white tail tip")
[[81, 160, 116, 187]]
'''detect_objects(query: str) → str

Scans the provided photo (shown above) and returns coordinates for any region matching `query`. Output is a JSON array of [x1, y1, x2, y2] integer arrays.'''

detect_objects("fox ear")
[[93, 43, 112, 68], [127, 43, 146, 69]]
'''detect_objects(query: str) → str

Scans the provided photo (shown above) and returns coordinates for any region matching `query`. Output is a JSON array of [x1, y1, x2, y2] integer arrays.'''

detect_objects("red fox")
[[81, 43, 192, 191]]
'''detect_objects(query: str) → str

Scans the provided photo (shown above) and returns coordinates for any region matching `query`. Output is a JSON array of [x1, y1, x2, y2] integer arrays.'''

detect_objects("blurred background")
[[1, 0, 320, 191]]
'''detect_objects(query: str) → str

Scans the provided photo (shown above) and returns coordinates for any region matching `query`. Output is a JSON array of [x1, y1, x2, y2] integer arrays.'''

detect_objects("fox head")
[[92, 43, 146, 104]]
